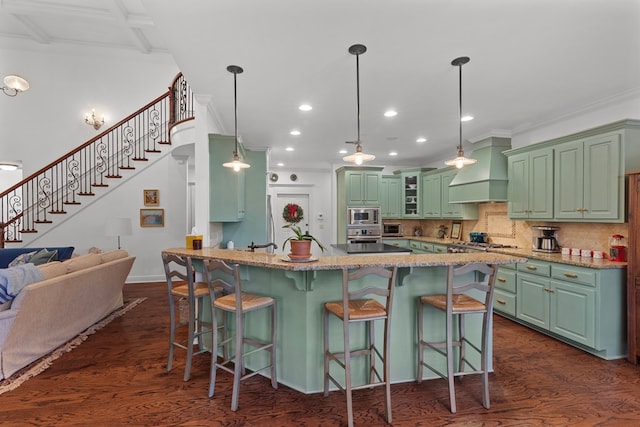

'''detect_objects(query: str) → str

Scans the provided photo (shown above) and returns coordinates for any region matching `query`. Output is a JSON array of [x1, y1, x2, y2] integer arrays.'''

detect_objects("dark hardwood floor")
[[2, 282, 640, 426]]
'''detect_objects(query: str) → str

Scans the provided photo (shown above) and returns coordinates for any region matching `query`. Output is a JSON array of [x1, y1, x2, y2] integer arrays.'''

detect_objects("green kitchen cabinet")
[[383, 239, 409, 248], [431, 243, 448, 254], [209, 134, 246, 222], [380, 175, 401, 218], [400, 170, 422, 217], [421, 169, 478, 220], [554, 132, 622, 221], [421, 173, 441, 218], [336, 167, 383, 206], [408, 240, 428, 253], [509, 258, 624, 359], [493, 264, 517, 316], [507, 147, 553, 219]]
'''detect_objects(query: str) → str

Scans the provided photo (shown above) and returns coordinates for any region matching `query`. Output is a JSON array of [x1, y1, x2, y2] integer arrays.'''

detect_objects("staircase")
[[0, 73, 194, 247]]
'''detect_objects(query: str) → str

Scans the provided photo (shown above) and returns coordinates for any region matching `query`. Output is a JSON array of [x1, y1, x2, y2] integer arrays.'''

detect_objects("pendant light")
[[223, 65, 250, 171], [444, 56, 476, 169], [343, 44, 375, 165]]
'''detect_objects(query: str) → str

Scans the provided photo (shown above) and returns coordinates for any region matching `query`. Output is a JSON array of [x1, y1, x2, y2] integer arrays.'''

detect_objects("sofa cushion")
[[8, 251, 37, 267], [29, 249, 58, 266], [64, 253, 102, 273], [100, 249, 129, 264], [36, 261, 68, 281]]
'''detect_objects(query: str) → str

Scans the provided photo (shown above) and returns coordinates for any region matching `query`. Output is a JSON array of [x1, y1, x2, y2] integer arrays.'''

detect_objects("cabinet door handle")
[[526, 265, 538, 270], [564, 272, 578, 278], [497, 299, 506, 304], [497, 277, 507, 282], [544, 288, 554, 293]]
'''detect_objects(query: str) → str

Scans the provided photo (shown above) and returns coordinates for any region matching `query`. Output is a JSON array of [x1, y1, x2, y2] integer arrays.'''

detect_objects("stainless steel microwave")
[[347, 207, 380, 225]]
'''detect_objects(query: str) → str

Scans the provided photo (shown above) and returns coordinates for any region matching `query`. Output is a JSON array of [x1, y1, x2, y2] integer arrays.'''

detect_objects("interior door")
[[274, 193, 310, 255]]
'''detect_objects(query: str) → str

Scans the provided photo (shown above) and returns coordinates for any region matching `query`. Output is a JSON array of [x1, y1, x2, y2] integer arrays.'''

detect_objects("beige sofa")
[[0, 249, 135, 380]]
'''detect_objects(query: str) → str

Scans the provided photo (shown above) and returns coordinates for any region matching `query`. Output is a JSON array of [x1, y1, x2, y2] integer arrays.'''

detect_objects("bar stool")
[[416, 262, 497, 413], [204, 258, 277, 412], [323, 265, 397, 427], [162, 253, 223, 381]]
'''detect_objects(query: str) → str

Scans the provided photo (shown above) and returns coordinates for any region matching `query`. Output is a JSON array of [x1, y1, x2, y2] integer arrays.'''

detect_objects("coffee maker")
[[532, 226, 561, 253]]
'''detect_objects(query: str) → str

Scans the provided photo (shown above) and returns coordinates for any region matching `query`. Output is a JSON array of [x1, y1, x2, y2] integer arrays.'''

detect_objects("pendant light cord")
[[458, 60, 463, 153], [356, 51, 361, 146], [233, 70, 239, 157]]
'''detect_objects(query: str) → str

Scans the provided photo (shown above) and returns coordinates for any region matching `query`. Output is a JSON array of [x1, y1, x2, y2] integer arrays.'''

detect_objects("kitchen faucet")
[[248, 242, 278, 253]]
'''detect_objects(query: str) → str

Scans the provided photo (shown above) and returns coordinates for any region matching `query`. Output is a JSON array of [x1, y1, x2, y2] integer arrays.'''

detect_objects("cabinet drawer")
[[432, 244, 447, 254], [409, 241, 421, 250], [420, 242, 434, 252], [493, 289, 516, 316], [495, 268, 517, 293], [517, 259, 551, 277], [551, 265, 597, 287]]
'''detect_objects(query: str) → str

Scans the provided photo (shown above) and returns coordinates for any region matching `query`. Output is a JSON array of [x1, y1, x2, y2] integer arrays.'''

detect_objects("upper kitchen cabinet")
[[336, 166, 383, 207], [421, 168, 478, 220], [505, 120, 640, 223], [210, 134, 246, 222], [397, 168, 432, 218], [421, 172, 441, 218], [507, 147, 554, 219], [554, 134, 621, 221], [380, 175, 401, 218]]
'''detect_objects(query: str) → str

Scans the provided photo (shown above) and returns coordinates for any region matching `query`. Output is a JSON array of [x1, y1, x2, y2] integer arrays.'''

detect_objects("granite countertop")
[[382, 236, 627, 269], [163, 247, 526, 271]]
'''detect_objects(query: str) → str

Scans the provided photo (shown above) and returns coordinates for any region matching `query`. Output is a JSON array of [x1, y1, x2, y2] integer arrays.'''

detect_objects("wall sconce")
[[85, 109, 105, 130], [1, 75, 30, 97]]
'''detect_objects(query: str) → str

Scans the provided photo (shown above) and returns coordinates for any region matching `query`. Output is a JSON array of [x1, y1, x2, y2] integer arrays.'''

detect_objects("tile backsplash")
[[393, 202, 627, 252]]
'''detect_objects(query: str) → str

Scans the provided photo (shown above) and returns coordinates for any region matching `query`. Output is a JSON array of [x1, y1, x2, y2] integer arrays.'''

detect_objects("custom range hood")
[[448, 136, 511, 203]]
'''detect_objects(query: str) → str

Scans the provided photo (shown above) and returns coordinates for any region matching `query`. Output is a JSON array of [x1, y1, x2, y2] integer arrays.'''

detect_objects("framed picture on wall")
[[143, 189, 159, 206], [451, 221, 462, 240], [140, 209, 164, 227]]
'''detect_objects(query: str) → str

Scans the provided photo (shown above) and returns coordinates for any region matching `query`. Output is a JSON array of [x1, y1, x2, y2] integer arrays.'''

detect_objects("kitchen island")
[[163, 247, 526, 393], [331, 242, 412, 255]]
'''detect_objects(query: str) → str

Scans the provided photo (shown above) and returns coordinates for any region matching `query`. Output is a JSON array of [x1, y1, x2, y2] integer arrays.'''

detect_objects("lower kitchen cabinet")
[[493, 264, 517, 316], [498, 257, 625, 359]]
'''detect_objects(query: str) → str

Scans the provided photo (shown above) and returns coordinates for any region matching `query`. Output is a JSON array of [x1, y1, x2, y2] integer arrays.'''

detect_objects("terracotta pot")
[[288, 239, 312, 260]]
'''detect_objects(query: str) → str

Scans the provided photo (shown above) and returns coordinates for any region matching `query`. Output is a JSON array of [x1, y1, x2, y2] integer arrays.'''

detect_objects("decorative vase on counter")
[[288, 240, 313, 260]]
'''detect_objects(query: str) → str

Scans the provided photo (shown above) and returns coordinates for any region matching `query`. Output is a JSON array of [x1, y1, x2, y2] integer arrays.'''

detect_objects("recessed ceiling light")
[[277, 162, 284, 167], [389, 151, 398, 156], [299, 104, 312, 111], [461, 115, 474, 122], [416, 137, 427, 143], [290, 130, 301, 136], [339, 149, 348, 154], [285, 147, 294, 152], [384, 110, 397, 117]]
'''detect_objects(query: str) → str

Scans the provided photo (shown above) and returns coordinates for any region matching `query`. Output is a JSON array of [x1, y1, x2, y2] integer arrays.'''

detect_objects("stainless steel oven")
[[346, 225, 382, 244], [347, 207, 380, 226]]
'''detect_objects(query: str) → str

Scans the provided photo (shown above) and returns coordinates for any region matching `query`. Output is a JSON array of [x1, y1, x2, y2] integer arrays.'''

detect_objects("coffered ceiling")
[[2, 0, 639, 170]]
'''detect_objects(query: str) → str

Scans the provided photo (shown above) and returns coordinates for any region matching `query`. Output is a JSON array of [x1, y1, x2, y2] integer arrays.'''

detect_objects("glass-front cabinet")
[[398, 168, 432, 218]]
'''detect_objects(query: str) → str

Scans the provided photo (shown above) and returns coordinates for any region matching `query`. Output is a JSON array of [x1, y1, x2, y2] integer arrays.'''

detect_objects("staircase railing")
[[0, 72, 194, 247]]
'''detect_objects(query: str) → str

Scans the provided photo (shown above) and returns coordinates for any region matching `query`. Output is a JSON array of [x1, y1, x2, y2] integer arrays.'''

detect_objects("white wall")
[[1, 44, 182, 282]]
